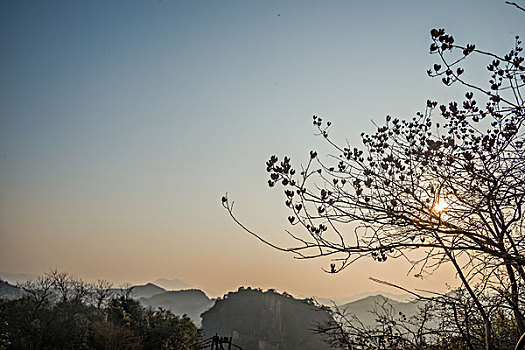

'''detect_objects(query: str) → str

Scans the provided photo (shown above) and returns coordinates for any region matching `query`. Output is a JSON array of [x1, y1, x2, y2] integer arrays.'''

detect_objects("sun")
[[433, 200, 448, 213]]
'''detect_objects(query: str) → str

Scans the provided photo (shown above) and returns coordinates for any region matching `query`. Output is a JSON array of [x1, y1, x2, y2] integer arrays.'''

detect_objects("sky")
[[1, 0, 524, 299]]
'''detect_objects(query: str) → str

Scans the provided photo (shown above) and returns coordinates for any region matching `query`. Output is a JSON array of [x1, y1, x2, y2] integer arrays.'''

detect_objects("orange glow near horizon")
[[1, 0, 522, 301]]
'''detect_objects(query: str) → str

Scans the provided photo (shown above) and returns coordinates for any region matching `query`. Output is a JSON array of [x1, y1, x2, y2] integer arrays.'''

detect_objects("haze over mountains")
[[339, 294, 419, 327], [1, 275, 424, 350], [0, 272, 39, 284], [0, 272, 410, 302], [128, 283, 419, 329], [130, 283, 213, 326], [307, 291, 412, 306], [1, 273, 419, 332]]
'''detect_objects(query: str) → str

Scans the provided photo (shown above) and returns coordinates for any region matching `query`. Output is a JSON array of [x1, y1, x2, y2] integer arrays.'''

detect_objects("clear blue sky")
[[1, 0, 523, 297]]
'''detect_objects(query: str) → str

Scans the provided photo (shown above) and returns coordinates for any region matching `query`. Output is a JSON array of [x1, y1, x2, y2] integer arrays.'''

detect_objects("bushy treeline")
[[0, 271, 202, 350]]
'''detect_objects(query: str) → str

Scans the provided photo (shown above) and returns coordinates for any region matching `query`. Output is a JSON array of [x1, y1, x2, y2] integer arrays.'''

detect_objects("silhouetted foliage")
[[317, 286, 522, 350], [223, 8, 524, 350], [0, 271, 202, 350]]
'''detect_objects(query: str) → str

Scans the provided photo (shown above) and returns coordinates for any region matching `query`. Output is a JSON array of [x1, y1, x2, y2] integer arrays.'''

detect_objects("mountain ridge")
[[1, 275, 421, 331]]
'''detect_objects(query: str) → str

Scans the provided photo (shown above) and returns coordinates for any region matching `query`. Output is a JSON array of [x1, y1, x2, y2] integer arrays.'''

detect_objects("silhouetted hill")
[[130, 283, 166, 299], [201, 287, 333, 350], [340, 294, 419, 327], [140, 289, 213, 326], [303, 291, 412, 307], [0, 280, 25, 300]]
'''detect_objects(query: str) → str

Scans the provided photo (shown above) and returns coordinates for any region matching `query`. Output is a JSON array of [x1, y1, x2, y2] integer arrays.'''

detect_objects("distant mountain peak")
[[131, 283, 166, 299], [143, 282, 160, 288], [153, 277, 192, 290], [359, 294, 389, 301], [139, 287, 213, 327], [339, 293, 420, 328]]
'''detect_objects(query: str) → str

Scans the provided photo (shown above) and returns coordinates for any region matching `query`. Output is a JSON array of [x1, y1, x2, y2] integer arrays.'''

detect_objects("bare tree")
[[118, 283, 135, 300], [92, 279, 115, 309], [18, 275, 54, 312], [223, 19, 524, 350], [316, 299, 435, 350], [316, 281, 522, 350], [46, 269, 75, 303]]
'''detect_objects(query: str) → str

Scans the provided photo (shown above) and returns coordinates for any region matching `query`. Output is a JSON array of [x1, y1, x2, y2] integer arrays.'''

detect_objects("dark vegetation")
[[0, 271, 202, 350], [223, 4, 525, 350], [201, 287, 333, 350], [2, 274, 343, 350]]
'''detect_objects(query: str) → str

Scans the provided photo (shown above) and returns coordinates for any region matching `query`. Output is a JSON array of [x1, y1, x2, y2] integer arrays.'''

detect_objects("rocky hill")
[[201, 287, 333, 350]]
